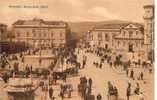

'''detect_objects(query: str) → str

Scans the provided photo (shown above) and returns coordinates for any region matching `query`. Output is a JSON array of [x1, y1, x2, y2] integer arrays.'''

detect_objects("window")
[[105, 34, 109, 41], [129, 31, 133, 38], [17, 33, 20, 37], [128, 44, 133, 52], [123, 31, 126, 36], [141, 42, 143, 47], [60, 32, 64, 40], [105, 44, 108, 49], [147, 10, 150, 13], [136, 42, 138, 47], [91, 35, 93, 40], [90, 34, 93, 40], [51, 32, 53, 37], [98, 32, 102, 40], [39, 33, 41, 37], [33, 33, 36, 37], [136, 31, 138, 35], [118, 41, 120, 46], [60, 39, 64, 42], [32, 29, 35, 33], [112, 40, 114, 46], [26, 32, 29, 37], [33, 40, 36, 43], [44, 33, 47, 37], [123, 42, 125, 46], [60, 32, 63, 37]]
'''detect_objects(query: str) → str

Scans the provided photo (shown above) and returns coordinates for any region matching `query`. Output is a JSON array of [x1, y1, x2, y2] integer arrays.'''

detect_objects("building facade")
[[12, 18, 71, 48], [86, 24, 122, 49], [86, 23, 145, 61], [0, 24, 7, 42], [143, 5, 154, 45], [143, 5, 154, 62], [114, 23, 144, 53]]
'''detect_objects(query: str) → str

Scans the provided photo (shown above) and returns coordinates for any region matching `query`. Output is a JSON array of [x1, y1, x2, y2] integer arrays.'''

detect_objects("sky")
[[0, 0, 154, 26]]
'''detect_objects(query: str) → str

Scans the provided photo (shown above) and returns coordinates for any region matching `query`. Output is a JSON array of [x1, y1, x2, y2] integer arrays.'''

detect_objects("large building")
[[86, 23, 123, 49], [86, 22, 145, 60], [143, 5, 154, 45], [143, 5, 154, 62], [114, 23, 144, 53], [0, 24, 7, 42], [12, 18, 71, 48], [87, 23, 144, 50]]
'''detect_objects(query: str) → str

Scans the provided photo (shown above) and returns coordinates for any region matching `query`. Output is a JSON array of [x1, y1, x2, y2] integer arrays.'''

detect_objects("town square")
[[0, 0, 154, 100]]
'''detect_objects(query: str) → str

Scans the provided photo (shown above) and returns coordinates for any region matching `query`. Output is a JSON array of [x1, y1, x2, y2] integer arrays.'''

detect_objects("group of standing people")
[[78, 76, 94, 100], [126, 69, 144, 81], [107, 81, 118, 100], [126, 82, 144, 100]]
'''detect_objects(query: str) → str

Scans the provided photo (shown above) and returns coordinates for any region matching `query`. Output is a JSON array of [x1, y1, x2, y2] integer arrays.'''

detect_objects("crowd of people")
[[0, 44, 154, 100], [83, 46, 153, 100]]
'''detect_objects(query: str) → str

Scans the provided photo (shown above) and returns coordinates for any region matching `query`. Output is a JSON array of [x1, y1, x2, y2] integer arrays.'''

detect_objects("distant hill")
[[68, 20, 133, 39]]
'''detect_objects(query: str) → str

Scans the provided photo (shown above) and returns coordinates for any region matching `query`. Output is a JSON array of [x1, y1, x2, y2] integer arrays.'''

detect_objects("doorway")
[[128, 44, 133, 52]]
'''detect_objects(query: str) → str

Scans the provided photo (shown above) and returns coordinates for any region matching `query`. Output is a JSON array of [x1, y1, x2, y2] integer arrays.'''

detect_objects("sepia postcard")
[[0, 0, 154, 100]]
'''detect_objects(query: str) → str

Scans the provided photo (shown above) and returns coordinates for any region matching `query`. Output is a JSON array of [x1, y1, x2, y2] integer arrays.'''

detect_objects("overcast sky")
[[0, 0, 153, 26]]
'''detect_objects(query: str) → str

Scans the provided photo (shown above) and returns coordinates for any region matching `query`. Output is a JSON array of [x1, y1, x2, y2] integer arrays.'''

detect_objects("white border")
[[155, 0, 156, 99]]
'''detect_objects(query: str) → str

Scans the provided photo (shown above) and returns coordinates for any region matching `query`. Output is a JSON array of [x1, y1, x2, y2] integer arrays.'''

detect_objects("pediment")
[[124, 24, 139, 29]]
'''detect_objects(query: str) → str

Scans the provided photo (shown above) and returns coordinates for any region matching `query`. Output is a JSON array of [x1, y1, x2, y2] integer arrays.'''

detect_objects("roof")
[[0, 23, 7, 27], [13, 18, 67, 27], [93, 22, 143, 30], [94, 23, 128, 29], [144, 5, 154, 8]]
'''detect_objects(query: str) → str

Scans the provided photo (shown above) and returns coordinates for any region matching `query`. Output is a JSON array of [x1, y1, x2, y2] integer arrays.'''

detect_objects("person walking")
[[63, 73, 67, 82], [130, 69, 134, 79], [126, 84, 131, 100], [99, 61, 102, 69], [88, 78, 92, 89], [113, 86, 118, 100], [140, 72, 144, 80], [126, 68, 129, 77], [49, 87, 53, 100], [134, 83, 140, 95]]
